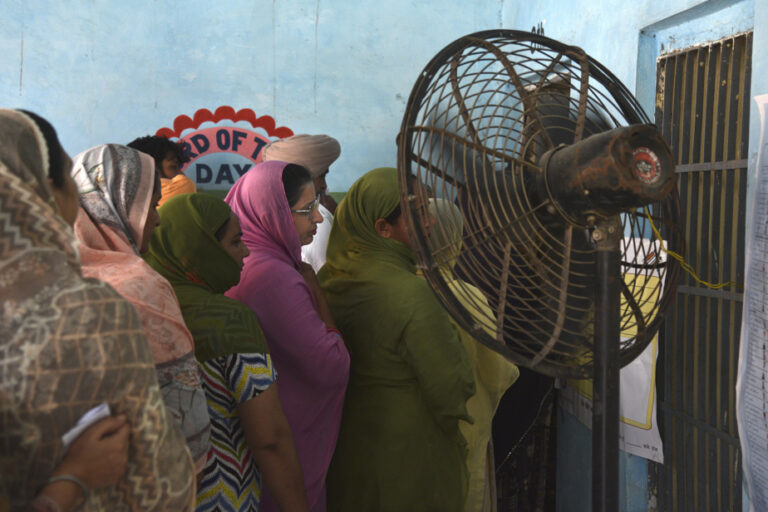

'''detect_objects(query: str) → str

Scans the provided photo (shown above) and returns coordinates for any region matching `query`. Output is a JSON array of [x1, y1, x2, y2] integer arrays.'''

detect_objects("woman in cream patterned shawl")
[[0, 109, 195, 510]]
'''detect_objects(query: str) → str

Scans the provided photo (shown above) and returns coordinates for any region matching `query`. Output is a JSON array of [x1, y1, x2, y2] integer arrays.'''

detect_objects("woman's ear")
[[374, 218, 392, 239]]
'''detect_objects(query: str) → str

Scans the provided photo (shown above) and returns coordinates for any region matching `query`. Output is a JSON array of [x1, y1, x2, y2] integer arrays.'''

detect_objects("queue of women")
[[0, 109, 519, 512]]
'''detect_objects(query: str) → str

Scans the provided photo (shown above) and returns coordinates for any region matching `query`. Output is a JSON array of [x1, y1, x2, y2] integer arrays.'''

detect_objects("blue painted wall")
[[507, 0, 761, 510], [2, 1, 764, 510], [557, 409, 651, 512], [0, 0, 510, 193]]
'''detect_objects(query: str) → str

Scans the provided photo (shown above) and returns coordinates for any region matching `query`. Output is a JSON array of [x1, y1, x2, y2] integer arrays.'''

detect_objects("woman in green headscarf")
[[144, 193, 308, 512], [319, 168, 475, 512], [427, 198, 520, 512]]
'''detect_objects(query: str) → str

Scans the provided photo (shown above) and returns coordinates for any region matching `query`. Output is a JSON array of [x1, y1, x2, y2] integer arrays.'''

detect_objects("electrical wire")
[[643, 207, 742, 290]]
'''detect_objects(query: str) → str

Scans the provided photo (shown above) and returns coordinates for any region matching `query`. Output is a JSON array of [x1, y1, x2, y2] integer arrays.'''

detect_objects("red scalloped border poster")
[[155, 106, 293, 190]]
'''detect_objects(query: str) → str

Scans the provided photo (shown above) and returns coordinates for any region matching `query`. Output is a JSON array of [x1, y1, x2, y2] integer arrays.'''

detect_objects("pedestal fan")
[[397, 30, 682, 511]]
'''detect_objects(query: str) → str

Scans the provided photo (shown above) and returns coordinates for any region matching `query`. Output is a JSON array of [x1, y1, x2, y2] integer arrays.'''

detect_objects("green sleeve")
[[398, 289, 476, 430]]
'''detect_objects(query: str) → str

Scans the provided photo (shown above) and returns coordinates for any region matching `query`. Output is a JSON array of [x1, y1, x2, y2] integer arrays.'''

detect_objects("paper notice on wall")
[[736, 94, 768, 512], [559, 236, 665, 463]]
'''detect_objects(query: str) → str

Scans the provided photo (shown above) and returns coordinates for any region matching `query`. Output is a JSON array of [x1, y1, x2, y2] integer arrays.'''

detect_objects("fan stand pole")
[[591, 216, 622, 512]]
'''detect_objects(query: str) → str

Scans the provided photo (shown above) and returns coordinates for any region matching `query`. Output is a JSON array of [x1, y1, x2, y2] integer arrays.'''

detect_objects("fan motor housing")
[[538, 124, 675, 226]]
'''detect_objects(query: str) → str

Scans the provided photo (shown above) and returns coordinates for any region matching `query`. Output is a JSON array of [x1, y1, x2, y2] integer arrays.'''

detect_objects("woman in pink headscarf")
[[225, 161, 350, 512], [261, 133, 341, 272]]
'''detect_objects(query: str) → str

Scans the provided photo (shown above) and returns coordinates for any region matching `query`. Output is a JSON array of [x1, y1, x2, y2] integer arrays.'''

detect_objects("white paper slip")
[[737, 94, 768, 512], [61, 402, 111, 449]]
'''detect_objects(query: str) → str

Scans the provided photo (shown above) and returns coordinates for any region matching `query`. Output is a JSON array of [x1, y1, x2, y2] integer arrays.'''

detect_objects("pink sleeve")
[[230, 263, 349, 388]]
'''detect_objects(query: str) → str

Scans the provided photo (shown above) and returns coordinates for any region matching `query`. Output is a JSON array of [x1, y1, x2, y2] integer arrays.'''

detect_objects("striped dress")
[[196, 353, 277, 512]]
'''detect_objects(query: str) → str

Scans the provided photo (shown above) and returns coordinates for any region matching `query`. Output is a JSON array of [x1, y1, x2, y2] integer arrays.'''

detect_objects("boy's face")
[[160, 151, 181, 179], [313, 169, 329, 195]]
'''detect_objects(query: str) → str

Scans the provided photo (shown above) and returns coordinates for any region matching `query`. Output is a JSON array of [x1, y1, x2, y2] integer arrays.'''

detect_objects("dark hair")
[[214, 217, 230, 242], [384, 204, 403, 224], [19, 110, 66, 187], [281, 163, 313, 206], [382, 173, 418, 224], [127, 135, 190, 169]]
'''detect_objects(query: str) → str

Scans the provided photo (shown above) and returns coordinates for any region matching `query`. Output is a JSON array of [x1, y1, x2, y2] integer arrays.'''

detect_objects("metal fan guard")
[[397, 29, 682, 379]]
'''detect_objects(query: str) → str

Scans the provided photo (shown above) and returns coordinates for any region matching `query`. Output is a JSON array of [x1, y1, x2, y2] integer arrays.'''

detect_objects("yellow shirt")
[[159, 174, 196, 207], [449, 277, 520, 512]]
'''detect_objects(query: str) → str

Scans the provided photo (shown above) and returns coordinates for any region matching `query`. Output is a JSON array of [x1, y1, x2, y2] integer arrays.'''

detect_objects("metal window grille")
[[652, 32, 752, 512]]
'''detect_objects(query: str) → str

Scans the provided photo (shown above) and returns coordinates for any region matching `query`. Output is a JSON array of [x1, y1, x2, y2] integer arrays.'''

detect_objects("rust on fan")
[[538, 124, 675, 226]]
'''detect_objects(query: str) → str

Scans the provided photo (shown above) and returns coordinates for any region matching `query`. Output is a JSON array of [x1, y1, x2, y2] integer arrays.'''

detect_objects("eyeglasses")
[[290, 195, 320, 216]]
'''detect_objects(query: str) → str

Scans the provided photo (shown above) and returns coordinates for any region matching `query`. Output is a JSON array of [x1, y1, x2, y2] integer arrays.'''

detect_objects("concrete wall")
[[0, 0, 510, 193]]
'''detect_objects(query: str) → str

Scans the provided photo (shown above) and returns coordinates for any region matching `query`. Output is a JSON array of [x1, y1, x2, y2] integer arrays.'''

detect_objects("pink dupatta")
[[72, 144, 210, 471], [225, 161, 350, 512]]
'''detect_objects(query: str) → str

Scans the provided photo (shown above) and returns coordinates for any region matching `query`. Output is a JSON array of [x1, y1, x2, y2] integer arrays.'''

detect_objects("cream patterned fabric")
[[0, 110, 195, 511]]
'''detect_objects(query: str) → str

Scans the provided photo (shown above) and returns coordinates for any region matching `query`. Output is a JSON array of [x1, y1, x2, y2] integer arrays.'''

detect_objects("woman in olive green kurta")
[[319, 168, 475, 512]]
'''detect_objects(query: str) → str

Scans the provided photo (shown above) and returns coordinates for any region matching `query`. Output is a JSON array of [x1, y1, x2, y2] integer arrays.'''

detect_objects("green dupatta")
[[144, 193, 268, 362], [319, 168, 474, 425], [319, 168, 475, 512], [322, 167, 415, 271]]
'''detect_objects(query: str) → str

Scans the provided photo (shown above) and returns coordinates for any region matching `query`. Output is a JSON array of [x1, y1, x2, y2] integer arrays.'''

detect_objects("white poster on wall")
[[736, 94, 768, 512]]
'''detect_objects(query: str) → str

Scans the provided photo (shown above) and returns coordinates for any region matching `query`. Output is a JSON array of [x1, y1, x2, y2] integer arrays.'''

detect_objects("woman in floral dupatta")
[[72, 144, 210, 472]]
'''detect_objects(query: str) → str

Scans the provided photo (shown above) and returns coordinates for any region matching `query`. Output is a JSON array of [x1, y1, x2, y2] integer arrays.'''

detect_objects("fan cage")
[[398, 30, 682, 379]]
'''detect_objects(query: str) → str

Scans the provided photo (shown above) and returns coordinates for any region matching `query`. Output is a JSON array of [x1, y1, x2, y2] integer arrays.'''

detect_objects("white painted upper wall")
[[504, 0, 754, 108], [0, 0, 508, 192], [505, 0, 763, 197], [1, 0, 762, 193]]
